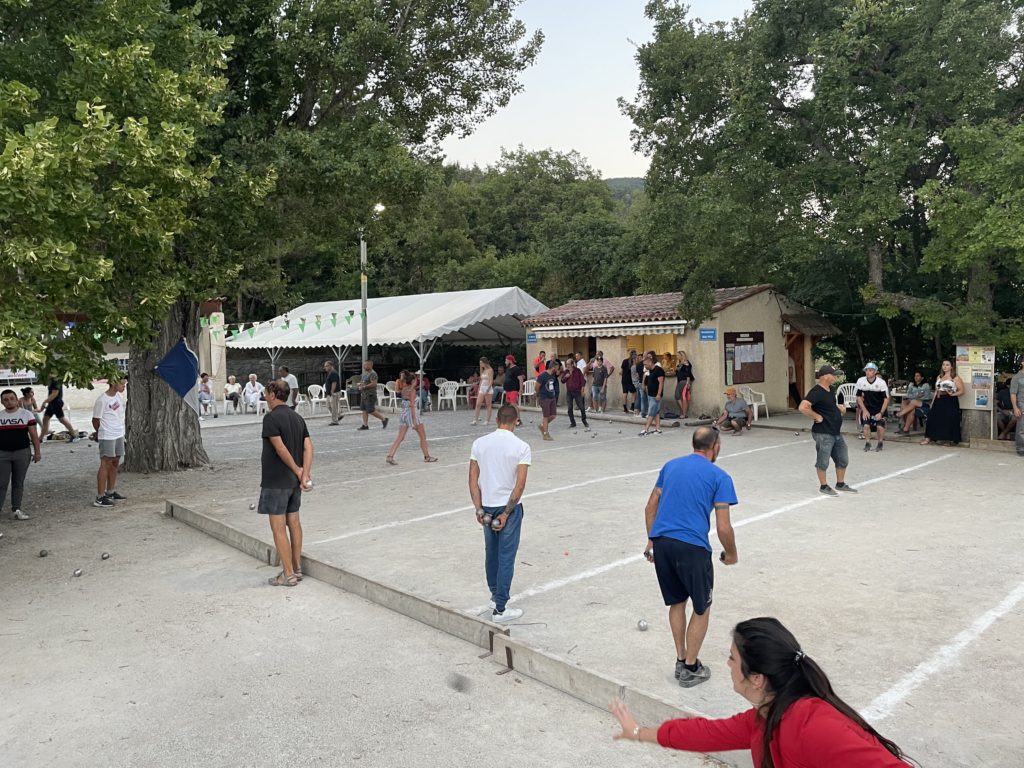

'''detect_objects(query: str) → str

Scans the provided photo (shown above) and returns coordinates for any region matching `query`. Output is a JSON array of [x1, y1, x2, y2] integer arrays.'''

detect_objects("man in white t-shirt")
[[278, 366, 300, 409], [855, 362, 890, 452], [469, 403, 531, 623], [91, 375, 127, 508], [243, 374, 262, 411]]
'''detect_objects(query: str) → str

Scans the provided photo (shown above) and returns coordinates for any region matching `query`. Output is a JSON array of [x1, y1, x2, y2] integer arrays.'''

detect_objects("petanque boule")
[[73, 569, 83, 577], [490, 516, 502, 531], [445, 672, 471, 693], [249, 503, 256, 510], [39, 549, 48, 558], [101, 552, 110, 560], [480, 512, 493, 527], [637, 619, 649, 631]]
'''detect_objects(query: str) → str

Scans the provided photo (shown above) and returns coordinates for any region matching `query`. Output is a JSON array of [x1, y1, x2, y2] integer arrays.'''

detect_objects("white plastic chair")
[[455, 380, 470, 407], [739, 386, 769, 421], [200, 396, 218, 418], [383, 381, 399, 411], [307, 384, 327, 416], [434, 377, 448, 389], [437, 381, 459, 411], [836, 383, 856, 411], [520, 379, 537, 406]]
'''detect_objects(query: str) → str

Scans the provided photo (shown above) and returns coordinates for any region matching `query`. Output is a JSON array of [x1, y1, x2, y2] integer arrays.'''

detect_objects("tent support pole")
[[267, 348, 282, 379]]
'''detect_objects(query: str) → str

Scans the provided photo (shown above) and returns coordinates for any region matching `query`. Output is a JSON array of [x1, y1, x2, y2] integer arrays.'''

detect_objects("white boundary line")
[[462, 453, 957, 614], [306, 440, 806, 545], [861, 580, 1024, 722]]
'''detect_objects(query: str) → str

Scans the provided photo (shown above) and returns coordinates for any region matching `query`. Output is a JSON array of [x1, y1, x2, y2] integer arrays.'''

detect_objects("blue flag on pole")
[[154, 338, 201, 417]]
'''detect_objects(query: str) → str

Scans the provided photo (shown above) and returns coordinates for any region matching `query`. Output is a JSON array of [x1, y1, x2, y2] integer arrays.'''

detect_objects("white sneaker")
[[491, 607, 523, 623], [12, 509, 30, 521]]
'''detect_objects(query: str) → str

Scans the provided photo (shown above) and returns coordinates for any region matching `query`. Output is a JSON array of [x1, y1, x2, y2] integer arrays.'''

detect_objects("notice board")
[[955, 344, 996, 411], [724, 331, 765, 386]]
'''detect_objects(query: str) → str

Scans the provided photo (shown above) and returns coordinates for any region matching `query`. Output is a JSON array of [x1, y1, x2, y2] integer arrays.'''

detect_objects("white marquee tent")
[[226, 287, 547, 373]]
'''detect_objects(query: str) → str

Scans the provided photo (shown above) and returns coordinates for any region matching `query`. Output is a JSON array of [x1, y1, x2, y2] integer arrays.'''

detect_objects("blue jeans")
[[482, 503, 523, 612], [638, 389, 649, 417]]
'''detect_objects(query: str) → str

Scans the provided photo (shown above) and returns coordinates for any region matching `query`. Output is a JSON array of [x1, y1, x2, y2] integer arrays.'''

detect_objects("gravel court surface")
[[177, 411, 1024, 767]]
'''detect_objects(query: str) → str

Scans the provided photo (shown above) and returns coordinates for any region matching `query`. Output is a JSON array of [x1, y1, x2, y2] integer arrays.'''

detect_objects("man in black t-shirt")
[[640, 354, 665, 436], [259, 379, 314, 587], [323, 360, 342, 426], [40, 378, 78, 442], [798, 366, 858, 496]]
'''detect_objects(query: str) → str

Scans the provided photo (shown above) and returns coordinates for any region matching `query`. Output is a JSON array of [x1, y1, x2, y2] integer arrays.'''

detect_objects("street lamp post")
[[359, 203, 385, 365]]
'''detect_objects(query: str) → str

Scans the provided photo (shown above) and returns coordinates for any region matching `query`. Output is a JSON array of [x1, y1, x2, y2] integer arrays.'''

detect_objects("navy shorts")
[[652, 537, 713, 614]]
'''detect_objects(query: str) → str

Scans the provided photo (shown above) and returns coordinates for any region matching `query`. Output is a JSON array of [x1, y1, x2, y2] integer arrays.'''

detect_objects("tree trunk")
[[884, 317, 900, 382], [125, 296, 210, 472]]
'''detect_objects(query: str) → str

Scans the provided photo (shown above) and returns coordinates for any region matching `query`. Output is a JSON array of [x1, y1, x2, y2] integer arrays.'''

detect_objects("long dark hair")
[[733, 618, 912, 768]]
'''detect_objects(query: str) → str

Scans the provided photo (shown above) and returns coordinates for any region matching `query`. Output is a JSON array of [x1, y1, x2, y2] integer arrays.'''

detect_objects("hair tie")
[[794, 651, 805, 664]]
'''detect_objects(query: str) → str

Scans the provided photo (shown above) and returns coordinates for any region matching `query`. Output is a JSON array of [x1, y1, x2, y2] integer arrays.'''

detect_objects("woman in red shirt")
[[610, 617, 914, 767]]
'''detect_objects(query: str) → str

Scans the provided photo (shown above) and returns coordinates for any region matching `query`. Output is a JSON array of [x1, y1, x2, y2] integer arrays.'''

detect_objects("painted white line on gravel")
[[307, 440, 806, 545], [462, 453, 956, 614], [861, 579, 1024, 722]]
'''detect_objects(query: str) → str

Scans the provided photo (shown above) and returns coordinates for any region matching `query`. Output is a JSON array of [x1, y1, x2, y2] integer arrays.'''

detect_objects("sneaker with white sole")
[[93, 496, 114, 508], [491, 607, 523, 623], [12, 509, 30, 520], [678, 660, 711, 688], [105, 490, 127, 501]]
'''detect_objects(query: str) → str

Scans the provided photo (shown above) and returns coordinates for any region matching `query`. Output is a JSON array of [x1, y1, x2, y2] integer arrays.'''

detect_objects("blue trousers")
[[637, 389, 649, 417], [482, 503, 523, 612]]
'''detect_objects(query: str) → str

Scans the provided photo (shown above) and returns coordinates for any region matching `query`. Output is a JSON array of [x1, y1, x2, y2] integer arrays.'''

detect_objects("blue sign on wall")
[[527, 332, 537, 343], [699, 328, 717, 341]]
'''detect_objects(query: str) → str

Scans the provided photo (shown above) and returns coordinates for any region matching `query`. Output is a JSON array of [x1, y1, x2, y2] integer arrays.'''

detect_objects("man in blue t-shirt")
[[644, 426, 738, 689]]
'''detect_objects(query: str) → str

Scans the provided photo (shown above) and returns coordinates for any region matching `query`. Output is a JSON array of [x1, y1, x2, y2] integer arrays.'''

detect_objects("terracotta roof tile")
[[523, 285, 774, 327]]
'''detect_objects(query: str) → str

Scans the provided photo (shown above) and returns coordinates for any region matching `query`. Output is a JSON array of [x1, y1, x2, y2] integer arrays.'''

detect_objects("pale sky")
[[440, 0, 753, 178]]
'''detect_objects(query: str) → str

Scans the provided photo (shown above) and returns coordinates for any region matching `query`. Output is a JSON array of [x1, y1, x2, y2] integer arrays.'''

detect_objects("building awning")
[[781, 313, 841, 338], [533, 320, 688, 338]]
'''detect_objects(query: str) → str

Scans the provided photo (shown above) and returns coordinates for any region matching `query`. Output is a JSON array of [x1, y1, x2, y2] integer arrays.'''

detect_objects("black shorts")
[[257, 486, 302, 515], [865, 414, 886, 432], [44, 402, 64, 419], [652, 537, 713, 614]]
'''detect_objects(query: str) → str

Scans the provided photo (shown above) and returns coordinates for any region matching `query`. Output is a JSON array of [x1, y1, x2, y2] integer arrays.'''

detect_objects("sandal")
[[424, 456, 438, 462], [919, 438, 931, 445], [385, 456, 397, 465], [294, 569, 303, 582], [268, 572, 298, 587]]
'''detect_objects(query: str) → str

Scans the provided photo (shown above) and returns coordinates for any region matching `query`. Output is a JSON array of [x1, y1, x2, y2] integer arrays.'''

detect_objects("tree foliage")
[[625, 0, 1024, 372]]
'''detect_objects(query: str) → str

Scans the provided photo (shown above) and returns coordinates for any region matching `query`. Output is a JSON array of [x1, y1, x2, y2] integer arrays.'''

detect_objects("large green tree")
[[625, 0, 1024, 375]]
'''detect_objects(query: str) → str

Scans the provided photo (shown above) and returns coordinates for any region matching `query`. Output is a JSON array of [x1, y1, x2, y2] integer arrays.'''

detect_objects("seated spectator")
[[897, 371, 931, 434], [996, 379, 1016, 440], [198, 372, 214, 418], [713, 387, 752, 435], [223, 375, 241, 413], [466, 371, 481, 407], [242, 373, 263, 411]]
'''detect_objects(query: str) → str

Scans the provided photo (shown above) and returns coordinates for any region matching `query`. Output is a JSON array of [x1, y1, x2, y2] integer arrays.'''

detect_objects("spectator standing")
[[259, 379, 313, 587], [357, 360, 389, 430], [896, 371, 931, 434], [91, 375, 127, 508], [198, 372, 214, 420], [561, 357, 589, 430], [798, 365, 857, 496], [788, 354, 801, 408], [417, 371, 431, 411], [1010, 358, 1024, 456], [243, 373, 263, 412], [468, 404, 531, 623], [608, 617, 913, 767], [536, 360, 560, 441], [40, 377, 77, 442], [643, 427, 738, 688], [639, 354, 665, 436], [472, 357, 495, 425], [1, 388, 42, 520], [532, 350, 546, 377], [621, 351, 638, 413], [223, 375, 242, 414], [19, 387, 40, 434], [590, 352, 614, 414], [921, 359, 963, 446], [713, 387, 752, 435], [675, 351, 695, 420], [278, 366, 299, 409], [386, 371, 436, 464], [323, 361, 342, 426], [491, 366, 504, 404], [855, 363, 890, 452], [635, 355, 649, 418], [503, 355, 525, 425]]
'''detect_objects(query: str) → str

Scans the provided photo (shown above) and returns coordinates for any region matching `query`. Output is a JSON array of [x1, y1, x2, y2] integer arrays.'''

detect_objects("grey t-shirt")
[[724, 397, 749, 419], [1010, 371, 1024, 401], [592, 363, 608, 387]]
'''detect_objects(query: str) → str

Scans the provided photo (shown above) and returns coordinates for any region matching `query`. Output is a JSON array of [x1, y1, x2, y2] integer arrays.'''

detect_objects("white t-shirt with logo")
[[92, 392, 126, 440], [470, 428, 532, 507]]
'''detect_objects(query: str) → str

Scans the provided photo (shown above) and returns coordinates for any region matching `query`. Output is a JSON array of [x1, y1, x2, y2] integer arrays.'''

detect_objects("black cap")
[[815, 364, 838, 377]]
